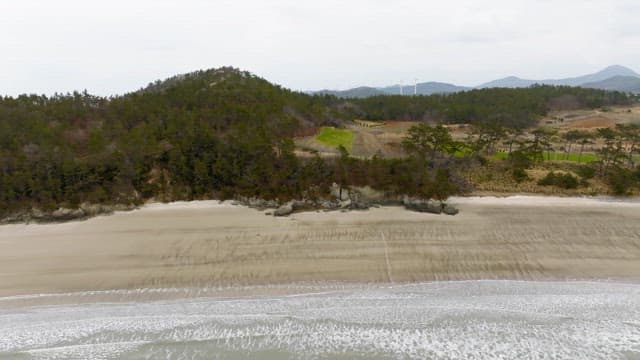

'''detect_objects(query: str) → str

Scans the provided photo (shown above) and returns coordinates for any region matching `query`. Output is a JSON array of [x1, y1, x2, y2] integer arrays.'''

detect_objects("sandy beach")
[[0, 196, 639, 298]]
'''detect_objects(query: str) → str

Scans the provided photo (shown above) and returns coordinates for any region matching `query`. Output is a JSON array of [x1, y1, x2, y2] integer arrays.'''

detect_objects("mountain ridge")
[[313, 81, 470, 98], [317, 65, 640, 98], [477, 65, 640, 88], [581, 75, 640, 93]]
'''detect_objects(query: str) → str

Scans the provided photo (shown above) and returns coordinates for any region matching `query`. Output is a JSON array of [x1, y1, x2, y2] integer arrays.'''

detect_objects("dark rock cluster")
[[0, 203, 137, 224], [234, 184, 459, 217]]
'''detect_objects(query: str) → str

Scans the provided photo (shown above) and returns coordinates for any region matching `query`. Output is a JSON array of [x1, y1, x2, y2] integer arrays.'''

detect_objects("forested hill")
[[0, 67, 635, 218], [123, 67, 340, 134], [0, 67, 339, 215], [345, 86, 633, 128]]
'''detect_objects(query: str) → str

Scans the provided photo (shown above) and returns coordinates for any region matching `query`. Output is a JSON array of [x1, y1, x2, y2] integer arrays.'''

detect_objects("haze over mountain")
[[478, 65, 640, 88], [317, 65, 640, 98], [581, 76, 640, 94], [316, 87, 386, 99], [382, 82, 472, 96], [314, 81, 470, 98]]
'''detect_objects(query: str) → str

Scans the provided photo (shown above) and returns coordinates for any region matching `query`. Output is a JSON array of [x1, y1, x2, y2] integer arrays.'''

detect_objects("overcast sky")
[[1, 0, 639, 96]]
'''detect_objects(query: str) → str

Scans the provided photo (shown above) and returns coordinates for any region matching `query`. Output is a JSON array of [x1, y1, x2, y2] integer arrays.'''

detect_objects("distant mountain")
[[313, 65, 640, 98], [315, 86, 385, 98], [581, 76, 640, 94], [549, 65, 640, 87], [478, 65, 640, 90], [477, 76, 537, 89], [381, 82, 470, 96], [314, 81, 468, 98]]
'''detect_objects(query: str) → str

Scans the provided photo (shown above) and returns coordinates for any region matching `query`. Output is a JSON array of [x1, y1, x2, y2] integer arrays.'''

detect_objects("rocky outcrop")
[[402, 197, 442, 214], [235, 190, 374, 217], [233, 185, 460, 218], [272, 199, 325, 216], [330, 183, 351, 201], [232, 197, 279, 210], [1, 203, 137, 224], [242, 183, 458, 216], [274, 203, 294, 217], [1, 192, 459, 223], [402, 196, 459, 216], [443, 204, 460, 216], [320, 200, 340, 210], [50, 208, 86, 221]]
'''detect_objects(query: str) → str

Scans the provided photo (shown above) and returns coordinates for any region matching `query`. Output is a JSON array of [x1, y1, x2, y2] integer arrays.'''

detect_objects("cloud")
[[0, 0, 638, 95]]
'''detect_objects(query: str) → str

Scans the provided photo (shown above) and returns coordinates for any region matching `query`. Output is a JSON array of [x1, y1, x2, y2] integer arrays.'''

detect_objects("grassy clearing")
[[544, 152, 600, 163], [316, 127, 354, 152], [493, 152, 600, 163]]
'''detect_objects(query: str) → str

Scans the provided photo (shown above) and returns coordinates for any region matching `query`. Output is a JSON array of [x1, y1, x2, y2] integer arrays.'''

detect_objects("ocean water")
[[1, 281, 639, 359]]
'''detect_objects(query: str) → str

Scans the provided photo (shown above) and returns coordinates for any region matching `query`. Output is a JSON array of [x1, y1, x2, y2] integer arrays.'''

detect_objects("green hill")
[[0, 67, 636, 218]]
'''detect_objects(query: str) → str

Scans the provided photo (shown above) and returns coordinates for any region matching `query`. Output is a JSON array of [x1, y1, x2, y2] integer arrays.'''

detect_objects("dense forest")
[[348, 86, 632, 127], [0, 67, 637, 218]]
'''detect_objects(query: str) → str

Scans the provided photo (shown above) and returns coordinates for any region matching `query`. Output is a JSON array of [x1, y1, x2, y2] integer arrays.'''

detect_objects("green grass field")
[[316, 127, 354, 152], [544, 152, 600, 163], [493, 152, 600, 163]]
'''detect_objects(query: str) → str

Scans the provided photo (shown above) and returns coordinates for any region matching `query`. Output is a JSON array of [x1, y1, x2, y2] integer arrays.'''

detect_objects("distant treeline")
[[0, 67, 635, 217], [341, 85, 632, 128]]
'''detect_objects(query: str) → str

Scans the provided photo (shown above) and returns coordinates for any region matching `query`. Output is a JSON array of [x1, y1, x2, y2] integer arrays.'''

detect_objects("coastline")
[[3, 280, 639, 358], [1, 195, 639, 301], [4, 191, 640, 226], [1, 278, 639, 310]]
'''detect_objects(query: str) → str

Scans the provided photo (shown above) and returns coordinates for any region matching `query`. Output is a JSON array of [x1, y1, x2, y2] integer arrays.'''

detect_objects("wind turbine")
[[414, 78, 418, 96], [399, 81, 403, 96]]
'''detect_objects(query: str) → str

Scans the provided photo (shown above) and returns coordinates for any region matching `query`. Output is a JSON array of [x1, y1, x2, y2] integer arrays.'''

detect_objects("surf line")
[[380, 231, 394, 283]]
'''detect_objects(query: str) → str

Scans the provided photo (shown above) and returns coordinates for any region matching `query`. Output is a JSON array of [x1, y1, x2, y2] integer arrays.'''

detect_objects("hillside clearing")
[[494, 152, 601, 163], [316, 127, 354, 152]]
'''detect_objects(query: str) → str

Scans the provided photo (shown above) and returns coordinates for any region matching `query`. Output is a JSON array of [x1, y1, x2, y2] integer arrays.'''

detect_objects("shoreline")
[[450, 194, 640, 206], [3, 280, 639, 358], [2, 278, 639, 310], [3, 193, 640, 226], [1, 195, 639, 301]]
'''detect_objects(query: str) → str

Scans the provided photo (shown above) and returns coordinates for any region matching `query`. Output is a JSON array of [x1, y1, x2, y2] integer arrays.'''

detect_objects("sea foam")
[[1, 281, 639, 359]]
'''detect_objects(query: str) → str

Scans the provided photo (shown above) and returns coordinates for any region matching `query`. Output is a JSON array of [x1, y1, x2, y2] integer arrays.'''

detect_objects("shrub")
[[510, 150, 532, 169], [475, 155, 488, 166], [606, 167, 639, 195], [575, 165, 596, 180], [512, 168, 529, 183], [538, 171, 579, 189]]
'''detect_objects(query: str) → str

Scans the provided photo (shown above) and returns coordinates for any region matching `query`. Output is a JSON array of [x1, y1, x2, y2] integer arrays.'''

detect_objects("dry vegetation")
[[297, 105, 640, 159], [544, 105, 640, 129], [293, 104, 640, 196], [464, 162, 610, 196]]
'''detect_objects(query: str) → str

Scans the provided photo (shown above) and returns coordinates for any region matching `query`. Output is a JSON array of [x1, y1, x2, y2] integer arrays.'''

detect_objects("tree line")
[[0, 67, 637, 217], [340, 85, 632, 128], [399, 120, 640, 194]]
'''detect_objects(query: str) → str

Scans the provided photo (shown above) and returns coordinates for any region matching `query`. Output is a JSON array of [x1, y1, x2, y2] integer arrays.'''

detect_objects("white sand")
[[0, 196, 639, 298]]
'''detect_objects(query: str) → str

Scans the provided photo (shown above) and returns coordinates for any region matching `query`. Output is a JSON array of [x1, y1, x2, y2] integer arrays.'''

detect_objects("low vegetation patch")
[[537, 171, 580, 189], [494, 152, 599, 163], [316, 127, 354, 152], [606, 167, 640, 195], [512, 168, 529, 183], [544, 152, 600, 163], [574, 165, 597, 180]]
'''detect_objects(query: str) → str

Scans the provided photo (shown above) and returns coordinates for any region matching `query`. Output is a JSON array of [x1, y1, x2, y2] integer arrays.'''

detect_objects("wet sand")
[[0, 196, 639, 297]]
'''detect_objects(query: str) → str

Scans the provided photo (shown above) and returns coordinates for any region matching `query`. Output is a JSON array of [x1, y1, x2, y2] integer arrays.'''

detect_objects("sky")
[[1, 0, 639, 96]]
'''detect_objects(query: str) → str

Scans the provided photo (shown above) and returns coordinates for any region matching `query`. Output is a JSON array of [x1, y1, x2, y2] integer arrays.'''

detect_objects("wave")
[[1, 281, 639, 359]]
